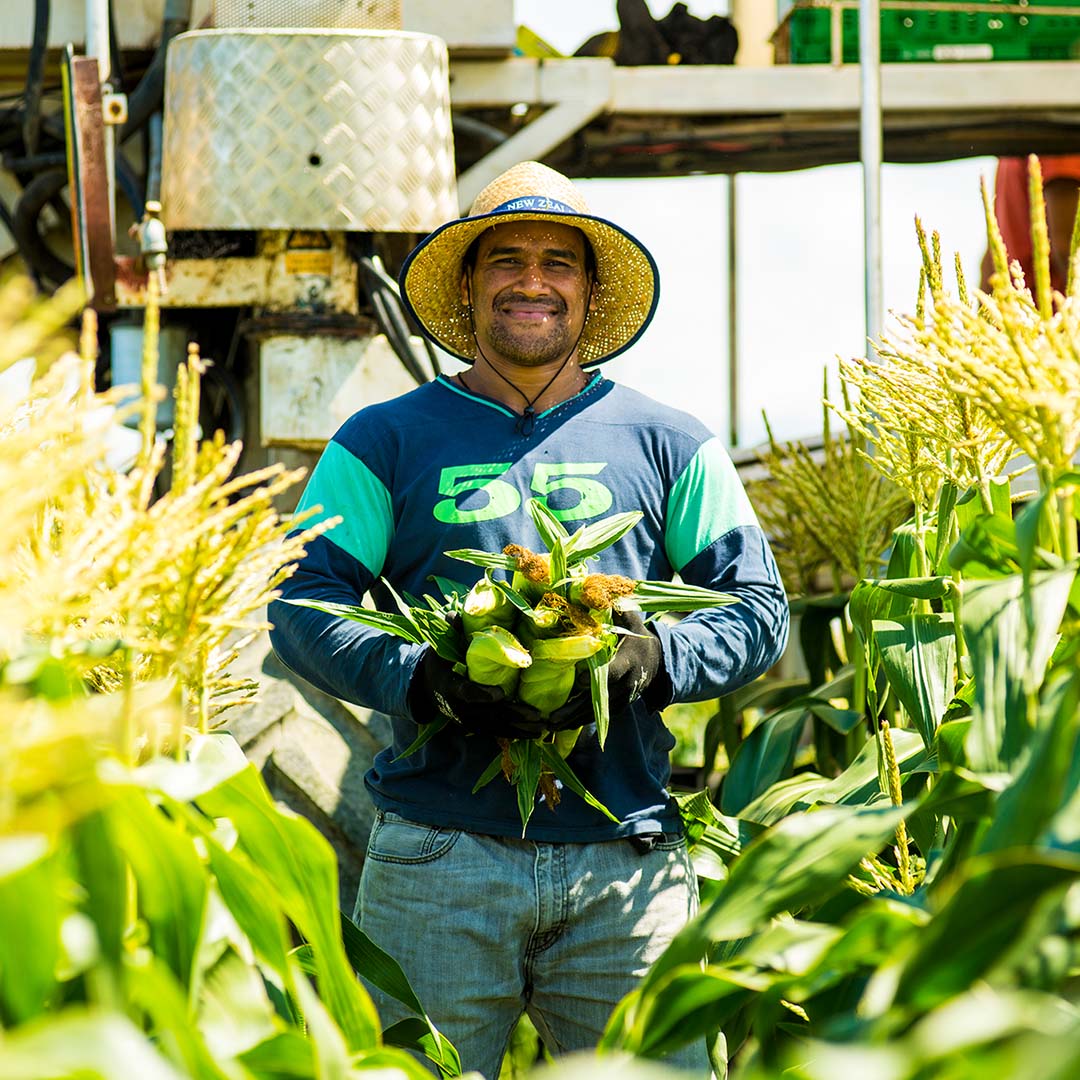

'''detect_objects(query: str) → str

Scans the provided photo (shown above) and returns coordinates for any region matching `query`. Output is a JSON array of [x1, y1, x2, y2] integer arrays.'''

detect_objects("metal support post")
[[859, 0, 883, 349], [727, 175, 739, 447]]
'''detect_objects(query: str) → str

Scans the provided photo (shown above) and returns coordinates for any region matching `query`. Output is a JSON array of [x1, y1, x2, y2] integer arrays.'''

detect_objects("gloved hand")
[[606, 609, 665, 714], [408, 648, 549, 740]]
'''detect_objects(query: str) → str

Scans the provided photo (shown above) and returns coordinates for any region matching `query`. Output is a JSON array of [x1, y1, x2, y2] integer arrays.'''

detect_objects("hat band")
[[490, 195, 579, 215]]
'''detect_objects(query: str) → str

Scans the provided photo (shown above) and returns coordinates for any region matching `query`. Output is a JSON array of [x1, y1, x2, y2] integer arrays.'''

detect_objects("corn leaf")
[[472, 753, 506, 794], [548, 535, 568, 591], [510, 740, 543, 835], [963, 568, 1075, 771], [983, 673, 1080, 855], [563, 510, 644, 564], [411, 607, 465, 665], [720, 702, 809, 816], [638, 803, 909, 988], [489, 577, 535, 616], [0, 836, 60, 1026], [627, 581, 736, 612], [0, 1011, 188, 1080], [874, 614, 957, 751], [340, 915, 462, 1077], [281, 598, 424, 645], [893, 852, 1080, 1013], [108, 791, 208, 991], [587, 650, 612, 748], [445, 549, 519, 572], [196, 767, 381, 1051], [382, 1019, 463, 1078], [527, 497, 570, 548], [538, 742, 620, 824], [394, 716, 451, 761]]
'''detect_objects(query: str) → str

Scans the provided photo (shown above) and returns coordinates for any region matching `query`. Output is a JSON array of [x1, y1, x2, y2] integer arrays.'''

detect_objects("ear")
[[587, 278, 598, 313], [460, 268, 471, 306]]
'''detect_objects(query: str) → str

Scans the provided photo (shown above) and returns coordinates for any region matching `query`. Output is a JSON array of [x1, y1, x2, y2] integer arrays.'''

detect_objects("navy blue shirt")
[[269, 374, 789, 840]]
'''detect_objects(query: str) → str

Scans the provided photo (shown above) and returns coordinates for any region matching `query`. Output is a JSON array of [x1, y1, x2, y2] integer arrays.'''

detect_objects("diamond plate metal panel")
[[214, 0, 400, 30], [161, 30, 457, 231]]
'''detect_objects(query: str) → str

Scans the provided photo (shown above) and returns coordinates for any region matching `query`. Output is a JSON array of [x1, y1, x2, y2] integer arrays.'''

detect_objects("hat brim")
[[399, 208, 659, 368]]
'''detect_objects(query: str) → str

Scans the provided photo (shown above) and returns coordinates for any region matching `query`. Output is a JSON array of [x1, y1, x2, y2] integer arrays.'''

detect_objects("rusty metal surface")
[[160, 30, 457, 231], [113, 234, 359, 312], [69, 54, 115, 308]]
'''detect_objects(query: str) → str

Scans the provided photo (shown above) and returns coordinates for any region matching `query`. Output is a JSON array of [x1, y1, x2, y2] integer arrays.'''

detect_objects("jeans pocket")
[[365, 810, 462, 865]]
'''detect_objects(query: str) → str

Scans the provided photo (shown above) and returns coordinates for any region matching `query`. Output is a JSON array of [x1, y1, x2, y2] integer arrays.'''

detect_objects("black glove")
[[607, 609, 666, 714], [408, 648, 549, 740]]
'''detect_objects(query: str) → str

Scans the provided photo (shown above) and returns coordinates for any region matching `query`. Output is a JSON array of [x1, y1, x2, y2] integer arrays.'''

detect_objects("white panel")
[[259, 333, 422, 447]]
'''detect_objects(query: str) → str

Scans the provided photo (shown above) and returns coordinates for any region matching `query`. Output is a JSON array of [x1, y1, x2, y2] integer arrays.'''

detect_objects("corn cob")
[[465, 625, 532, 694]]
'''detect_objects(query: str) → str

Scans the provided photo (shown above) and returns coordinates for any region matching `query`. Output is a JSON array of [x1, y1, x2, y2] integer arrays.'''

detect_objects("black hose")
[[452, 113, 509, 147], [370, 278, 429, 386], [11, 168, 73, 285], [359, 256, 432, 385], [361, 253, 442, 379], [120, 0, 192, 144], [3, 150, 66, 171], [20, 0, 50, 157]]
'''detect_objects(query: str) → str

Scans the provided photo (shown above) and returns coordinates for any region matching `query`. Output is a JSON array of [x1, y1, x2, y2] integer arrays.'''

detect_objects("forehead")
[[475, 219, 588, 259]]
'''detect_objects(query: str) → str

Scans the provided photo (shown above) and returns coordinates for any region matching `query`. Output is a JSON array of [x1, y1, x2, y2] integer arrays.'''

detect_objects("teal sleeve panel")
[[295, 438, 393, 576], [664, 437, 760, 573]]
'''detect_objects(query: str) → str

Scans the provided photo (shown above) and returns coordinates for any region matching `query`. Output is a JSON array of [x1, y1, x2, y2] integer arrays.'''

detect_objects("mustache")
[[495, 291, 566, 313]]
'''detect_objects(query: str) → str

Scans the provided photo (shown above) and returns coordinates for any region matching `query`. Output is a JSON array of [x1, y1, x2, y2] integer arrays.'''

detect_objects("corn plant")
[[594, 156, 1080, 1080], [0, 274, 459, 1078]]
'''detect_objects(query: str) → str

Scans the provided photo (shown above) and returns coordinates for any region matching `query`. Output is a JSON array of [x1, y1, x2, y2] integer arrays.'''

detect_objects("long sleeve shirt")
[[269, 373, 789, 840]]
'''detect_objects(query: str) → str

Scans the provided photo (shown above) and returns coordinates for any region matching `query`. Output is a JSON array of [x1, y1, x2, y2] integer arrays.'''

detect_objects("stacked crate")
[[773, 1, 1080, 64]]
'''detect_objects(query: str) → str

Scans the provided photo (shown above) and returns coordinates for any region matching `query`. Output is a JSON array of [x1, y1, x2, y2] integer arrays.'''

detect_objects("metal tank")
[[160, 29, 457, 233]]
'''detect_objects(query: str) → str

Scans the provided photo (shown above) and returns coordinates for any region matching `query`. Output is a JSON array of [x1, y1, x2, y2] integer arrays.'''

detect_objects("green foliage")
[[588, 162, 1080, 1080], [0, 283, 456, 1077]]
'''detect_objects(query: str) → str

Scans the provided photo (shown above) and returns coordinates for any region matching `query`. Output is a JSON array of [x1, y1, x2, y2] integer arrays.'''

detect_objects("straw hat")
[[399, 161, 659, 367]]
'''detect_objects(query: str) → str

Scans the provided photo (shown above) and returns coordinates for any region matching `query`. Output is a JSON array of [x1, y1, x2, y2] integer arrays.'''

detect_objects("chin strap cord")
[[465, 281, 587, 436]]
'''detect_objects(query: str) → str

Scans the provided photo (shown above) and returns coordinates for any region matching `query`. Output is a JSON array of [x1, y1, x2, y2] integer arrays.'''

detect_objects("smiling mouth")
[[498, 301, 563, 321]]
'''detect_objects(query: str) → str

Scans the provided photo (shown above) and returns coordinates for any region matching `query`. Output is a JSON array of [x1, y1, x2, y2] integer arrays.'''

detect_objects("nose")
[[515, 259, 548, 294]]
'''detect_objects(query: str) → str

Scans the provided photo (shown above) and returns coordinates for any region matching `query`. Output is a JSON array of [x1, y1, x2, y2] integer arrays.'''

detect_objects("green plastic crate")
[[782, 2, 1080, 63]]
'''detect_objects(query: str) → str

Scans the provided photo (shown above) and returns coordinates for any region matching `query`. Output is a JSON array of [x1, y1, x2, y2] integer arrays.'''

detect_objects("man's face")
[[461, 220, 595, 368]]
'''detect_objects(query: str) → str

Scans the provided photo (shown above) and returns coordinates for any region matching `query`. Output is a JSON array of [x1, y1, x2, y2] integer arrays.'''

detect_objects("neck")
[[460, 351, 589, 415]]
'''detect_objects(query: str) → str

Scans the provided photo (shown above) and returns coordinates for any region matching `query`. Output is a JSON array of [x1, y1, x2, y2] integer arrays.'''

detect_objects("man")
[[269, 161, 789, 1076], [980, 154, 1080, 296]]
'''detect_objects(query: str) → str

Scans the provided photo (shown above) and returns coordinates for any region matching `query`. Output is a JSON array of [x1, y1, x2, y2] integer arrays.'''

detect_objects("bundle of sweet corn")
[[286, 498, 736, 831]]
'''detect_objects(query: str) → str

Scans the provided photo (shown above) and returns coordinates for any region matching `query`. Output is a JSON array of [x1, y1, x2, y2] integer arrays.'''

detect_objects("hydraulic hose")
[[20, 0, 50, 158], [120, 0, 192, 144], [11, 167, 73, 285], [358, 255, 435, 385]]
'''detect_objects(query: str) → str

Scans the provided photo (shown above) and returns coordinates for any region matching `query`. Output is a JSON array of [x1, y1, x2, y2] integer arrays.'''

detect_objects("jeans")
[[354, 810, 705, 1079]]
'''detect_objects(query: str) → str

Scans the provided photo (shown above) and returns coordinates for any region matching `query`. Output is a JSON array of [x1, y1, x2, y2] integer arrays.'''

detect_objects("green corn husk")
[[465, 625, 532, 694], [516, 603, 562, 640], [518, 660, 578, 715], [529, 634, 607, 664], [462, 575, 516, 636], [517, 633, 607, 715]]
